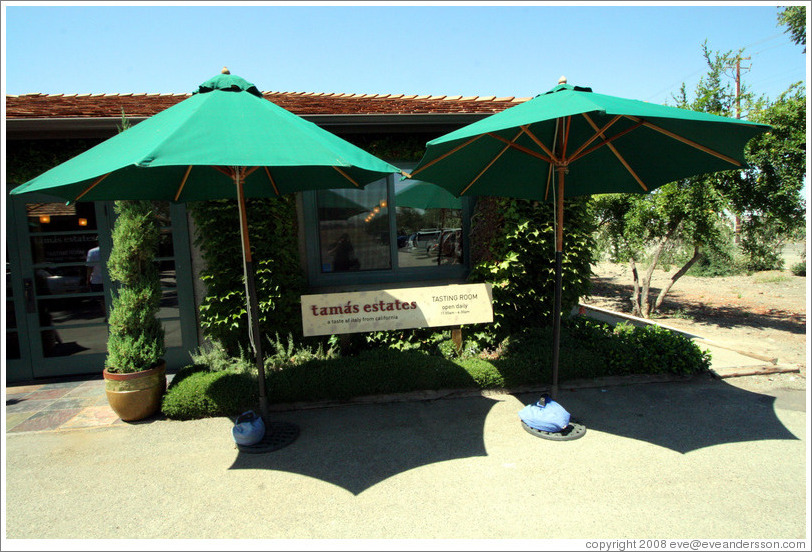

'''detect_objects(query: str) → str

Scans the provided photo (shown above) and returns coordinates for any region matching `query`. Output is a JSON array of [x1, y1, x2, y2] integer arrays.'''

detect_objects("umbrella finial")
[[221, 67, 230, 75], [558, 75, 567, 84]]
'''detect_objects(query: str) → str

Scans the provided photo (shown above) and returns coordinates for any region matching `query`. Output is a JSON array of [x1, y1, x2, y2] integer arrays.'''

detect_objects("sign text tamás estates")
[[301, 283, 493, 337]]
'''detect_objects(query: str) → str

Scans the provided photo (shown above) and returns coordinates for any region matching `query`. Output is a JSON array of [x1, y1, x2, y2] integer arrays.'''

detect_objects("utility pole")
[[731, 55, 751, 243], [734, 55, 751, 119]]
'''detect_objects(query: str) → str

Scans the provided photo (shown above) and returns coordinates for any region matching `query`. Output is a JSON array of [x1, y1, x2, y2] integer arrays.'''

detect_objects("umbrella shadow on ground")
[[512, 375, 802, 455], [228, 393, 500, 495], [587, 279, 806, 335]]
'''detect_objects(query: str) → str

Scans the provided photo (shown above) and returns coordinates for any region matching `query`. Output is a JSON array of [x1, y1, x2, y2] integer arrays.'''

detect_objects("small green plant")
[[265, 332, 338, 369], [666, 308, 693, 320], [790, 261, 805, 276], [105, 200, 165, 373], [753, 273, 790, 284], [191, 341, 254, 373]]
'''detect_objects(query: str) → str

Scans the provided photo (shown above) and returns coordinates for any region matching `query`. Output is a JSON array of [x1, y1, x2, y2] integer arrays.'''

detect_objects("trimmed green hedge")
[[161, 317, 711, 420]]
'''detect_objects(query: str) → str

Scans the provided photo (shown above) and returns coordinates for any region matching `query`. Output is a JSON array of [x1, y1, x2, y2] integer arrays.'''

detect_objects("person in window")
[[86, 242, 103, 292], [328, 233, 360, 271]]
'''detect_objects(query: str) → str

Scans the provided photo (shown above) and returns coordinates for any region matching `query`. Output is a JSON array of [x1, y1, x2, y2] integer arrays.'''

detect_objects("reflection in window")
[[317, 181, 391, 273], [394, 180, 463, 267], [39, 297, 106, 327], [41, 326, 105, 358], [308, 173, 469, 285]]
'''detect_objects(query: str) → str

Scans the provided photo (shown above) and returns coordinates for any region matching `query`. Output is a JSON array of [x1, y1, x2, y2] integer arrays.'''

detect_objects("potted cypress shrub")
[[102, 200, 167, 421]]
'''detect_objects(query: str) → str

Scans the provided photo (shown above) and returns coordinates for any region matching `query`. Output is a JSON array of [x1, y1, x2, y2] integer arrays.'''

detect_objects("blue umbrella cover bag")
[[232, 410, 266, 446], [518, 394, 571, 432]]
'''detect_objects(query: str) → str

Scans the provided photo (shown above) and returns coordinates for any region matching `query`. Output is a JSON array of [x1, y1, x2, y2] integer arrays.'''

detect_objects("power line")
[[644, 33, 788, 103]]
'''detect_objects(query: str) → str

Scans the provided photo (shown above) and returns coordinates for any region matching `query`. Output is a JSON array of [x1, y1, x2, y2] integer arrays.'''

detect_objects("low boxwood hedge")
[[161, 317, 711, 420]]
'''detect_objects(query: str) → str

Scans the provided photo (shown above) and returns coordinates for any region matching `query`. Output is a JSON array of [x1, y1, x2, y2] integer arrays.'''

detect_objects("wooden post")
[[451, 327, 463, 353]]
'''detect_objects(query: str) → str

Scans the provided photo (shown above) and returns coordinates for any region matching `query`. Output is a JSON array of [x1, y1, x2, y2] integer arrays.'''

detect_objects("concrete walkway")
[[3, 374, 807, 541], [3, 306, 807, 542]]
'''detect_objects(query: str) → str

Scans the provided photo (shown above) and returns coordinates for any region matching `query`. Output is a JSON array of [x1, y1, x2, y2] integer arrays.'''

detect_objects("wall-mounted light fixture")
[[78, 218, 88, 227], [39, 215, 51, 224]]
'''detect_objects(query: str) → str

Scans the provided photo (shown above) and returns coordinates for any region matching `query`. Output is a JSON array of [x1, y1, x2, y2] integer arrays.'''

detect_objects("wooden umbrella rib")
[[213, 165, 234, 178], [459, 129, 525, 196], [571, 117, 645, 163], [408, 134, 485, 178], [75, 172, 111, 201], [333, 166, 361, 188], [487, 132, 554, 163], [544, 119, 562, 202], [625, 115, 743, 166], [568, 115, 622, 161], [583, 114, 648, 192], [522, 125, 557, 161], [562, 116, 572, 156], [264, 167, 280, 196], [174, 166, 194, 201]]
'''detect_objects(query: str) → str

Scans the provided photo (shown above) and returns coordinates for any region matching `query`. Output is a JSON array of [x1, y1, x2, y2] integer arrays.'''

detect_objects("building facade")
[[5, 89, 527, 383]]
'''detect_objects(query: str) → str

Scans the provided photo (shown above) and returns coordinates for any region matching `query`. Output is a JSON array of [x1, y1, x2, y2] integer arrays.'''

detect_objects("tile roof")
[[6, 91, 531, 119]]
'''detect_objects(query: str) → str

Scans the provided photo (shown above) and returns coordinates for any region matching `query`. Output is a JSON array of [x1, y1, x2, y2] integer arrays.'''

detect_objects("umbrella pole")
[[551, 166, 566, 400], [235, 174, 270, 424]]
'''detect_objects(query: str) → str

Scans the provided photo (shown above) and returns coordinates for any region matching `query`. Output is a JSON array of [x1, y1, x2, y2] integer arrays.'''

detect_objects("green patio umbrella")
[[406, 78, 770, 433], [11, 69, 401, 449]]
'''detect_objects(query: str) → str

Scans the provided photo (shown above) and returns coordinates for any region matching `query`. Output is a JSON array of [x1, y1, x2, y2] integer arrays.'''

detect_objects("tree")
[[593, 40, 806, 318], [593, 43, 745, 318], [778, 5, 806, 52], [105, 112, 165, 372], [720, 82, 807, 270]]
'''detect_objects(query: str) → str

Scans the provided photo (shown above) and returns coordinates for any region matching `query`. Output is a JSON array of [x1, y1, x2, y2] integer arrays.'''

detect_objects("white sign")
[[301, 283, 493, 337]]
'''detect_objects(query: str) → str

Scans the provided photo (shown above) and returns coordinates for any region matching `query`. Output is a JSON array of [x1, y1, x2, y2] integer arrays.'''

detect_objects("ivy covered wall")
[[469, 195, 595, 343]]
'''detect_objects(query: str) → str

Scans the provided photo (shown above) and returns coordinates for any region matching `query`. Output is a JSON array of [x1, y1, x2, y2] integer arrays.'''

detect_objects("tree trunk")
[[639, 236, 670, 318], [653, 245, 703, 313], [629, 257, 642, 317]]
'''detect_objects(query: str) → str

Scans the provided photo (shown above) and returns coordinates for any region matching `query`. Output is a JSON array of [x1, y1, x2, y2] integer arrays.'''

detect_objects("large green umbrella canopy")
[[11, 70, 400, 447], [407, 79, 770, 406], [13, 72, 398, 202]]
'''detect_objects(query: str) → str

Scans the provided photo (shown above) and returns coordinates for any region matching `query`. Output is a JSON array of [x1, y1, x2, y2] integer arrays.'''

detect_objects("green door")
[[6, 194, 112, 380], [5, 194, 198, 382]]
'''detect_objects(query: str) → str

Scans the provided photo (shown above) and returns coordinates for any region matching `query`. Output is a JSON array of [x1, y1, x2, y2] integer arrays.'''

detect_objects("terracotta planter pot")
[[103, 361, 166, 422]]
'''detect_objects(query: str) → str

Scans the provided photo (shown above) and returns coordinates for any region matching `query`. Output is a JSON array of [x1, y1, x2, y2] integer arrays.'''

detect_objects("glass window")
[[394, 179, 464, 268], [316, 181, 391, 273], [304, 166, 471, 287]]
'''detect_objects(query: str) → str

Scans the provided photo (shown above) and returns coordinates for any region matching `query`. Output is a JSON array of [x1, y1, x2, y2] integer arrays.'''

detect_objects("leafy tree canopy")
[[778, 5, 806, 51]]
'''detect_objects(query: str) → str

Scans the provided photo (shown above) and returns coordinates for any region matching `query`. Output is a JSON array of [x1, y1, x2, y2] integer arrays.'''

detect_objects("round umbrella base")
[[521, 420, 586, 441], [237, 421, 300, 453]]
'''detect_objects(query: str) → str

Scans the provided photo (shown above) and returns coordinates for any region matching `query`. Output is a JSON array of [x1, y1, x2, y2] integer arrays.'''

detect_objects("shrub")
[[161, 318, 710, 420], [161, 365, 258, 420], [468, 196, 595, 344], [790, 261, 805, 276]]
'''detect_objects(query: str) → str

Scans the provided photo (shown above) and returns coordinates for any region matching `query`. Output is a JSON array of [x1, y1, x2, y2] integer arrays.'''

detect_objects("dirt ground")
[[580, 244, 808, 382]]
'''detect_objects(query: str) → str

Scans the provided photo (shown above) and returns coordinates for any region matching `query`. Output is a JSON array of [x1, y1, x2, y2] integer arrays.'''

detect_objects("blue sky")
[[2, 2, 808, 108]]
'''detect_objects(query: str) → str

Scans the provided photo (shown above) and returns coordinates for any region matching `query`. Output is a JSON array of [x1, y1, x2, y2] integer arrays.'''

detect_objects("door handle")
[[23, 278, 36, 314]]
